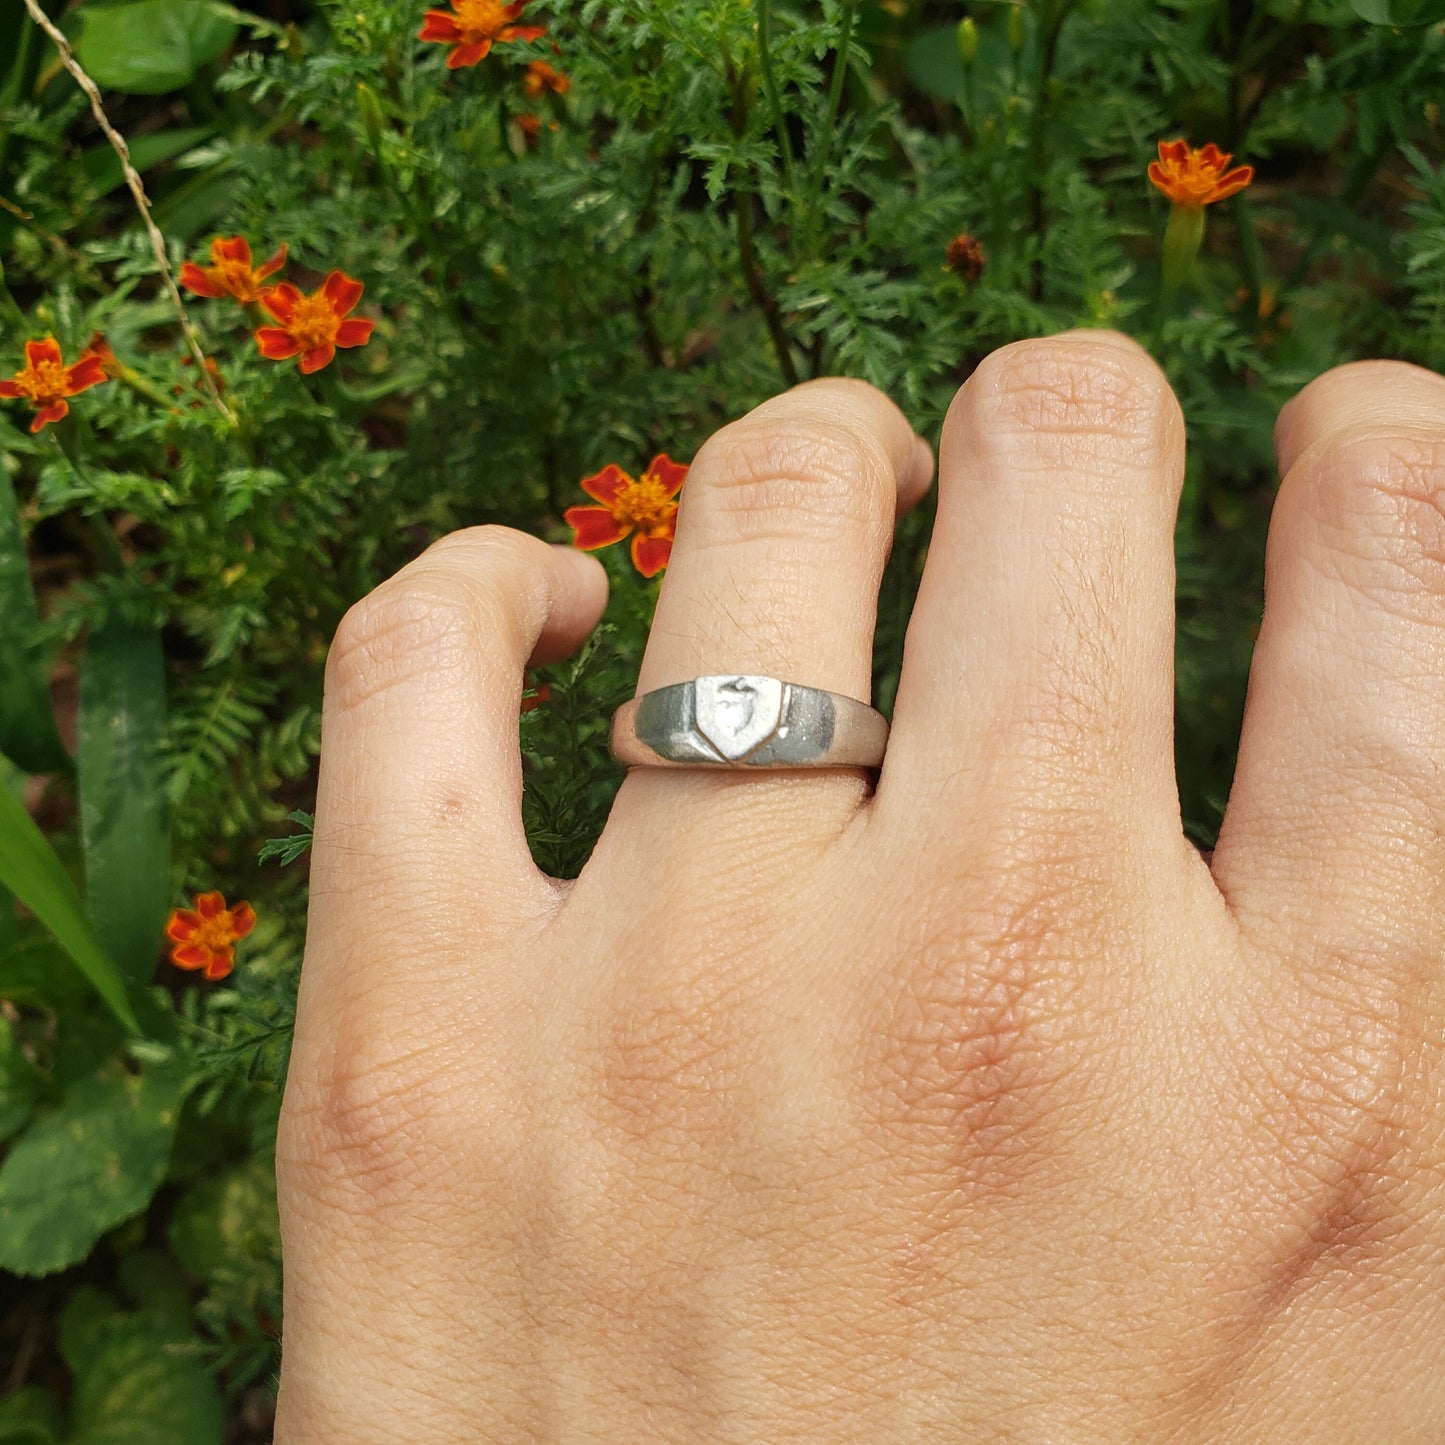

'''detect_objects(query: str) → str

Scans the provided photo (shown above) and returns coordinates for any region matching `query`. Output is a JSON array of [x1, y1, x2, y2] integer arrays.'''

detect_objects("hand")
[[274, 331, 1445, 1441]]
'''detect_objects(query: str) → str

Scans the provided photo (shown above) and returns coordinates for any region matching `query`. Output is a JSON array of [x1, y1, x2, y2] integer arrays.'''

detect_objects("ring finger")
[[614, 378, 933, 831]]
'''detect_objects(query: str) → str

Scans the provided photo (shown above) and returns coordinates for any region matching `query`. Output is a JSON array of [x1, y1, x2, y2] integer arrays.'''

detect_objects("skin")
[[274, 330, 1445, 1442]]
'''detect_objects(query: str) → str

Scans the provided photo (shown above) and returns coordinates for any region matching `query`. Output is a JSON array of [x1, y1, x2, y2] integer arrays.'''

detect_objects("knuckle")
[[278, 1018, 485, 1217], [955, 332, 1181, 460], [1284, 426, 1445, 607], [1281, 359, 1445, 434], [689, 412, 897, 542], [327, 561, 515, 714]]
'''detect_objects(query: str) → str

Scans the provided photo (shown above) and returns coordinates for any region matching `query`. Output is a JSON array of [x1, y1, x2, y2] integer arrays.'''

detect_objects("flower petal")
[[1157, 138, 1189, 165], [179, 262, 225, 298], [30, 400, 68, 432], [299, 343, 337, 374], [1211, 165, 1254, 201], [447, 41, 489, 67], [259, 283, 301, 323], [322, 270, 365, 315], [166, 909, 202, 942], [500, 24, 546, 42], [64, 356, 108, 394], [579, 464, 629, 504], [24, 338, 62, 370], [418, 11, 461, 40], [203, 950, 235, 981], [257, 243, 288, 281], [565, 505, 630, 549], [256, 327, 302, 360], [0, 381, 21, 398], [171, 943, 212, 970], [229, 901, 257, 939], [631, 533, 672, 578], [335, 317, 375, 348], [213, 235, 252, 265], [645, 454, 688, 498], [196, 890, 227, 920]]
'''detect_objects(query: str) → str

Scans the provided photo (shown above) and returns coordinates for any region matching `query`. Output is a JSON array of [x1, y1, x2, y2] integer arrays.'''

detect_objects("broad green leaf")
[[0, 1024, 43, 1143], [0, 1385, 61, 1445], [1350, 0, 1445, 19], [169, 1157, 279, 1282], [0, 935, 90, 1016], [78, 620, 170, 984], [75, 0, 238, 95], [0, 476, 68, 775], [0, 1062, 180, 1276], [78, 125, 214, 197], [61, 1291, 221, 1445], [0, 781, 138, 1032]]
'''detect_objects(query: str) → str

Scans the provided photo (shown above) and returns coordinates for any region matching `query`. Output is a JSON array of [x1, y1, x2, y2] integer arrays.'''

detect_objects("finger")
[[879, 331, 1191, 868], [303, 527, 607, 993], [1210, 360, 1445, 954], [620, 378, 931, 821]]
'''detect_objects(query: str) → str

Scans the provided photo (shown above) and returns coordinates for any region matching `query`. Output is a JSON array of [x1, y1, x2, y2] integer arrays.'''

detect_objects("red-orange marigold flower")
[[418, 0, 545, 69], [523, 59, 569, 96], [180, 235, 288, 304], [256, 271, 376, 374], [165, 890, 256, 981], [565, 454, 688, 578], [0, 337, 108, 433], [1148, 139, 1253, 208]]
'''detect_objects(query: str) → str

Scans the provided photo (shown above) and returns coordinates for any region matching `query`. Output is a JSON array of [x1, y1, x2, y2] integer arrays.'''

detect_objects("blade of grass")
[[0, 473, 70, 776], [0, 766, 139, 1033], [78, 618, 170, 984]]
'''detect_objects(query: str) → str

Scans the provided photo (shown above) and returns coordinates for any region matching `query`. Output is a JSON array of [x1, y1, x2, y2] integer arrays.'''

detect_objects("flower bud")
[[957, 16, 979, 65], [1008, 4, 1025, 50], [356, 81, 385, 155]]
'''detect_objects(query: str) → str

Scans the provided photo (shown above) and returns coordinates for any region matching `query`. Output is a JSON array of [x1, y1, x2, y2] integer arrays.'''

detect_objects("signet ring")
[[609, 675, 889, 770]]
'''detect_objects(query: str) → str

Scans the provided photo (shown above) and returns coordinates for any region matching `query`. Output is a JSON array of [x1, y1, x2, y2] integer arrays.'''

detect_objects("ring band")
[[610, 675, 888, 770]]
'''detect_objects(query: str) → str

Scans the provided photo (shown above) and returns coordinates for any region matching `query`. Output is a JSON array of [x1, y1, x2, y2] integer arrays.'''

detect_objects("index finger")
[[300, 527, 607, 1009]]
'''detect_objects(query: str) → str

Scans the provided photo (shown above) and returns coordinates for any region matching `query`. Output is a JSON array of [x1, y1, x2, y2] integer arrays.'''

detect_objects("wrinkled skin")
[[275, 332, 1445, 1442]]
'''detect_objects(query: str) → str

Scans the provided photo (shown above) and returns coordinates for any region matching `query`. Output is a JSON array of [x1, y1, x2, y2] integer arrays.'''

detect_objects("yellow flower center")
[[450, 0, 512, 42], [1164, 155, 1225, 204], [192, 911, 240, 954], [612, 470, 678, 534], [215, 257, 260, 299], [286, 294, 343, 352], [15, 359, 67, 404]]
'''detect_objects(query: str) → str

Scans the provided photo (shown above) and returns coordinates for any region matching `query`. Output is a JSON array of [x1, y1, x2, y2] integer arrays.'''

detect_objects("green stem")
[[1024, 0, 1076, 304], [799, 0, 861, 260], [755, 0, 796, 218], [48, 433, 124, 575]]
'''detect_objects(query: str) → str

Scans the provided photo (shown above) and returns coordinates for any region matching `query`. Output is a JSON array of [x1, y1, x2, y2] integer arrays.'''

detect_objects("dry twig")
[[18, 0, 235, 421]]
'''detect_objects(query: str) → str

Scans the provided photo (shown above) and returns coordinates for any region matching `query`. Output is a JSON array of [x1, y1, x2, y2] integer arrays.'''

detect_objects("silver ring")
[[610, 675, 888, 770]]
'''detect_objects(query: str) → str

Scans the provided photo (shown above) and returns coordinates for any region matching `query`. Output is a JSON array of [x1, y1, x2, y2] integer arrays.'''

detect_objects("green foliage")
[[0, 1062, 181, 1276], [75, 0, 240, 96], [0, 0, 1442, 1434]]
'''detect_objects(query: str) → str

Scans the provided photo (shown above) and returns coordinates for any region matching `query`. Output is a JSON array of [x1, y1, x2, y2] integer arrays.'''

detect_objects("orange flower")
[[0, 337, 108, 433], [256, 270, 376, 374], [565, 454, 688, 578], [165, 890, 256, 981], [1148, 139, 1253, 208], [180, 236, 288, 304], [418, 0, 545, 69], [522, 59, 569, 96]]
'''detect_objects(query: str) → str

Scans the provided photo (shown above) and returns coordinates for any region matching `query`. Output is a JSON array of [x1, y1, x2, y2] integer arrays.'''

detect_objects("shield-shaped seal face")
[[693, 675, 784, 761]]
